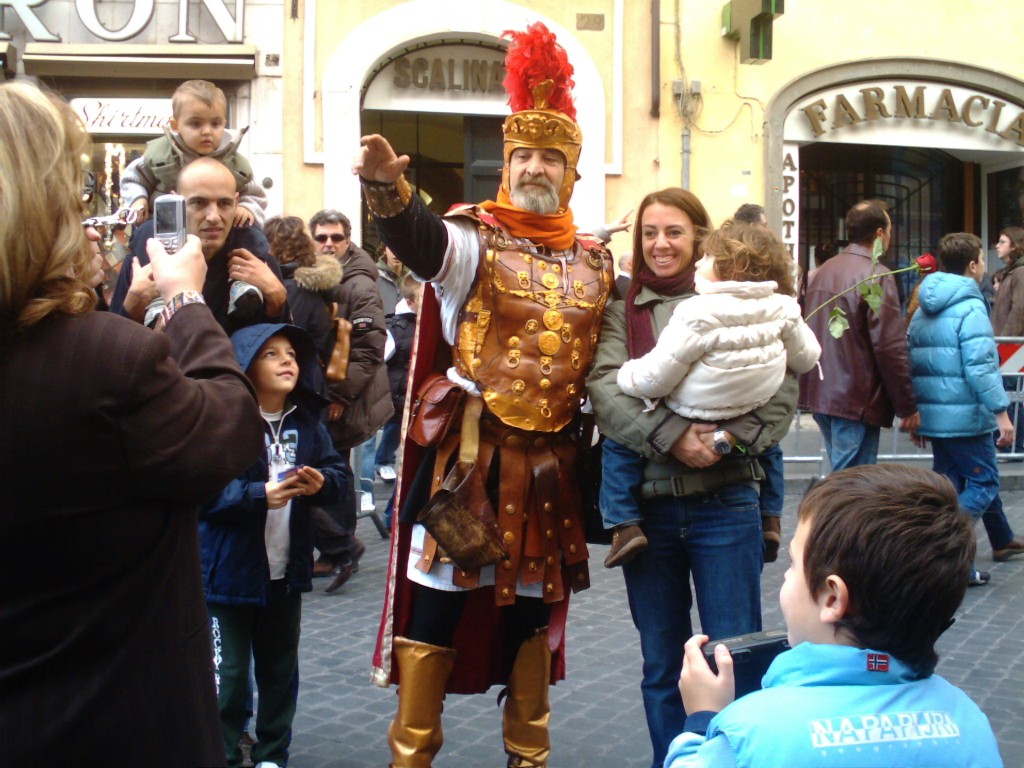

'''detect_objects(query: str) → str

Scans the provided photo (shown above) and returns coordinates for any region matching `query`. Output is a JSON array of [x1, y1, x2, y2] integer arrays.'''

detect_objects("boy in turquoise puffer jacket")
[[907, 232, 1024, 585]]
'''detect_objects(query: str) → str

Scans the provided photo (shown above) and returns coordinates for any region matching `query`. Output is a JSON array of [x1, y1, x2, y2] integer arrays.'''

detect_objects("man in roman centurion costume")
[[354, 22, 613, 768]]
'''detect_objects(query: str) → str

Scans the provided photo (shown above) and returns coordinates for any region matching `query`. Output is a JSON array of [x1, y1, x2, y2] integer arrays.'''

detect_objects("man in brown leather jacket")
[[799, 199, 919, 469]]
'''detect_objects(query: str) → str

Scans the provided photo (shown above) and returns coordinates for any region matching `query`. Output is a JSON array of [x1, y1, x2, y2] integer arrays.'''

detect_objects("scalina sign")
[[0, 0, 244, 43], [795, 82, 1024, 147]]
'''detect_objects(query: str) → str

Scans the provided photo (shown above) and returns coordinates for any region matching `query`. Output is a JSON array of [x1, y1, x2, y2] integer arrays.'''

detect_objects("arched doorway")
[[800, 143, 964, 302], [766, 59, 1024, 304], [322, 0, 607, 245]]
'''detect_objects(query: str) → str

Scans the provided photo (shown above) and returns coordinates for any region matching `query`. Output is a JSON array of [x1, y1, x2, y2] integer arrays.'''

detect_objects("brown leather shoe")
[[325, 563, 355, 593], [313, 559, 335, 577], [350, 538, 366, 574], [603, 524, 648, 568], [993, 535, 1024, 562]]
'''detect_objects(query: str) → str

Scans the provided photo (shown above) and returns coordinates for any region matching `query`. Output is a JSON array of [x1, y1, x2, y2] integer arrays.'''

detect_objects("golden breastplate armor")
[[454, 221, 612, 432]]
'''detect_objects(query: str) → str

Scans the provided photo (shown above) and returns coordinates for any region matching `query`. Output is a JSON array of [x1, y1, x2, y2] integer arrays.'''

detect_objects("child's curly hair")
[[265, 215, 316, 267], [700, 219, 795, 296]]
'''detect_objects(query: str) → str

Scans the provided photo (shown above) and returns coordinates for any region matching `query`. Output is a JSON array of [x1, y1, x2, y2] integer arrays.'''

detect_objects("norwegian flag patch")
[[867, 653, 890, 672]]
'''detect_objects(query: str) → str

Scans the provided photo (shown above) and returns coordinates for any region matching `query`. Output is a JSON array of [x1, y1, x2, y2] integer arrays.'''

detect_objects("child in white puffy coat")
[[617, 222, 820, 419], [602, 220, 820, 567]]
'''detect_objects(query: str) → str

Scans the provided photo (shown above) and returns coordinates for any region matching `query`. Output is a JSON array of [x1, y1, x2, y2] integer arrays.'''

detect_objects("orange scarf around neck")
[[479, 188, 577, 251]]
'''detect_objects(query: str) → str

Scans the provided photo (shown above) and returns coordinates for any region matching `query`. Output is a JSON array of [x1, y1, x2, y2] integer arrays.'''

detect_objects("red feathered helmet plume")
[[500, 21, 582, 213], [503, 21, 576, 119]]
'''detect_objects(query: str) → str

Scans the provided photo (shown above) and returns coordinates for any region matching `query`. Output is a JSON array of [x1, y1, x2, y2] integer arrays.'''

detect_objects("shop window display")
[[83, 141, 146, 306]]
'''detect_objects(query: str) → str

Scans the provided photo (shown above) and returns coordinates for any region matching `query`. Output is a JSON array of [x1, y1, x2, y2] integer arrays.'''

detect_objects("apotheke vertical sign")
[[781, 142, 800, 259], [0, 0, 245, 43]]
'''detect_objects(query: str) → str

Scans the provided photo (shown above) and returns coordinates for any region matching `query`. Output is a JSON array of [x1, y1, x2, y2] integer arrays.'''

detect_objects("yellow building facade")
[[1, 0, 1018, 276], [285, 0, 1024, 275]]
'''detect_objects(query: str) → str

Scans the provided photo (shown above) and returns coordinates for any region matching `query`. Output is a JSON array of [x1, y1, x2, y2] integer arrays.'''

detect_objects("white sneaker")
[[361, 491, 375, 512], [255, 762, 282, 768], [377, 465, 397, 482], [228, 280, 263, 318]]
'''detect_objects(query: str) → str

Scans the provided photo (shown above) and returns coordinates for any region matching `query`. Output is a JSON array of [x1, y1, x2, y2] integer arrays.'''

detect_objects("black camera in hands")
[[701, 629, 790, 698]]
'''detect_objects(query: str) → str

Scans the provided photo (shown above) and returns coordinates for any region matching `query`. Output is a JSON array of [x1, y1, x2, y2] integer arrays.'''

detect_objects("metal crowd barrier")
[[781, 337, 1024, 477]]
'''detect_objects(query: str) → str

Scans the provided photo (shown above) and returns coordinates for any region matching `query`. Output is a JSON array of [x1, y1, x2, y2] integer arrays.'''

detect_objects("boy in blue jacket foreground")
[[666, 464, 1002, 768], [908, 232, 1024, 585], [201, 323, 345, 768]]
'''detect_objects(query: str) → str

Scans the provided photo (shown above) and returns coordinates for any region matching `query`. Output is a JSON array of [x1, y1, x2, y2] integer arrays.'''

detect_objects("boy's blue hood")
[[917, 272, 984, 315], [231, 323, 328, 412]]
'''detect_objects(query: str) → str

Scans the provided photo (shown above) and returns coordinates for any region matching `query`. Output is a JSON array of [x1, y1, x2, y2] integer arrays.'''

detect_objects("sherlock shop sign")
[[799, 83, 1024, 147], [70, 98, 171, 134], [0, 0, 244, 43]]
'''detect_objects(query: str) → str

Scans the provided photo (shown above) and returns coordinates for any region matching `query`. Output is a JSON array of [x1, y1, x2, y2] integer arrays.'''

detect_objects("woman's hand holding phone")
[[147, 234, 206, 299]]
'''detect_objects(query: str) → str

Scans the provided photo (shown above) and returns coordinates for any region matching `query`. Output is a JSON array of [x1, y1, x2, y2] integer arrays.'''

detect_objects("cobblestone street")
[[284, 479, 1024, 767]]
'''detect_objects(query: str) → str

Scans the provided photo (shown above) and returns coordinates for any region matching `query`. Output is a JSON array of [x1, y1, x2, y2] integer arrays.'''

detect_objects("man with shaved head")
[[111, 157, 287, 332]]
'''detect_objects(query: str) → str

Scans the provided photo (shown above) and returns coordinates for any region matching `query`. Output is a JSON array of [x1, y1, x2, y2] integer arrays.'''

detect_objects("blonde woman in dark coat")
[[0, 81, 264, 768]]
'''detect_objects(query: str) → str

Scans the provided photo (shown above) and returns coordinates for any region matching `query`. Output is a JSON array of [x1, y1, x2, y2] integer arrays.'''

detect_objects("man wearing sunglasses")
[[307, 208, 392, 591], [310, 211, 351, 259]]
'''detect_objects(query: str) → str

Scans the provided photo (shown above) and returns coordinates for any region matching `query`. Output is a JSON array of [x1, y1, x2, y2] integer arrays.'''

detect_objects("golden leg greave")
[[388, 637, 457, 768], [502, 629, 551, 768]]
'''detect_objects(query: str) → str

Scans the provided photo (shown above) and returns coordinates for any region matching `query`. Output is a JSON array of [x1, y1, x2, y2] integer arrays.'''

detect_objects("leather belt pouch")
[[417, 459, 508, 571], [408, 373, 466, 447], [325, 304, 352, 383]]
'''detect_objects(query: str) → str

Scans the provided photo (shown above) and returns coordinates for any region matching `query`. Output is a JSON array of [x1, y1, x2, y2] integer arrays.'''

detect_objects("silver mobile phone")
[[152, 194, 187, 254]]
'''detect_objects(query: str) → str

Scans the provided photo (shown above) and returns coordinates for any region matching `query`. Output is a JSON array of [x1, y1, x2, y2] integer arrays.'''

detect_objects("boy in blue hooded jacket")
[[666, 465, 1002, 768], [907, 232, 1024, 585], [200, 323, 346, 768]]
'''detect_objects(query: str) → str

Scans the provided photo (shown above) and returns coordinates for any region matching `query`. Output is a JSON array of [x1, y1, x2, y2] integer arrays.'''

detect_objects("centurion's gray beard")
[[510, 177, 559, 215]]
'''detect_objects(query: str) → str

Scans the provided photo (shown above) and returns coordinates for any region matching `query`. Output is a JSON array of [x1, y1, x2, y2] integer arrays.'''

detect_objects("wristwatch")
[[712, 429, 732, 455], [160, 290, 206, 327]]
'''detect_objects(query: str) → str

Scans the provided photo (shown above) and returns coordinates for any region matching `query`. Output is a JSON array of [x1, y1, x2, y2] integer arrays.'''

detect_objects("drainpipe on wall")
[[651, 0, 660, 117], [682, 125, 690, 190]]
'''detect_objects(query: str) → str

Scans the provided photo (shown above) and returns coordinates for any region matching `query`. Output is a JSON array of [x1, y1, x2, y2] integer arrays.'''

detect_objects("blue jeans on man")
[[357, 433, 376, 495], [813, 413, 881, 470], [619, 479, 763, 768], [375, 418, 401, 469]]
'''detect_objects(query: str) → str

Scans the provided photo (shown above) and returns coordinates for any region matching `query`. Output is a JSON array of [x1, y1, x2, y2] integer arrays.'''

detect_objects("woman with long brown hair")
[[992, 226, 1024, 336], [587, 188, 797, 768]]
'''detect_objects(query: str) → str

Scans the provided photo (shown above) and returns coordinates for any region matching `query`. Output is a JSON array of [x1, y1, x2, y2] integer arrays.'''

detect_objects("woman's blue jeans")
[[621, 483, 763, 768]]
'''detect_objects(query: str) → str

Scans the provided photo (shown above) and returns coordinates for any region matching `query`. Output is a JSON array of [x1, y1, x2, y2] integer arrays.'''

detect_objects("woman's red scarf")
[[625, 264, 695, 358], [479, 187, 577, 251]]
